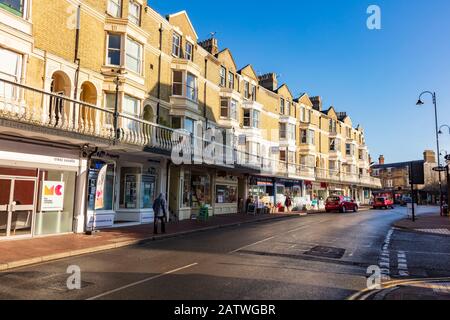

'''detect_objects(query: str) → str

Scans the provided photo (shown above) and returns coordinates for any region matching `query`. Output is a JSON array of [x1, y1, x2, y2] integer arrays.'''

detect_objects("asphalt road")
[[0, 206, 446, 300]]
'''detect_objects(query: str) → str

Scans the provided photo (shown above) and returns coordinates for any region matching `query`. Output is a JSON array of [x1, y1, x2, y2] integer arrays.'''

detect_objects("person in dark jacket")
[[153, 193, 167, 234]]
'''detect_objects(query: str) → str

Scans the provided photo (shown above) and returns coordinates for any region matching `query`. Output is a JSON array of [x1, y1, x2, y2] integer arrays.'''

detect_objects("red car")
[[372, 197, 394, 210], [325, 196, 359, 213]]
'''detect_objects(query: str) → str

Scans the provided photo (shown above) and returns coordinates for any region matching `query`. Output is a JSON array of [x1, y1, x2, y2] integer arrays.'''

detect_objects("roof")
[[372, 160, 424, 170]]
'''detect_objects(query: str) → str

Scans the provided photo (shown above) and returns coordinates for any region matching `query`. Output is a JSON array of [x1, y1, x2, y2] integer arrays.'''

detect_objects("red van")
[[372, 197, 394, 210], [325, 196, 359, 213]]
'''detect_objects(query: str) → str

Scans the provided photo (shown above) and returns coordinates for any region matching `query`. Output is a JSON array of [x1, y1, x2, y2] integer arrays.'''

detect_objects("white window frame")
[[185, 41, 193, 61], [125, 36, 142, 74], [228, 72, 234, 90], [172, 33, 181, 58], [220, 66, 226, 87], [106, 33, 122, 66], [280, 98, 285, 115], [107, 0, 122, 18], [252, 110, 260, 129], [128, 0, 141, 25]]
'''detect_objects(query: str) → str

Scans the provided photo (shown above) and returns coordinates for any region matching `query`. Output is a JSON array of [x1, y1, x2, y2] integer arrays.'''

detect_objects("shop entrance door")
[[0, 177, 36, 238]]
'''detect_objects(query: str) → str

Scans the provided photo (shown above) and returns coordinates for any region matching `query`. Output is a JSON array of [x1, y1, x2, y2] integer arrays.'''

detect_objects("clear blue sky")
[[150, 0, 450, 164]]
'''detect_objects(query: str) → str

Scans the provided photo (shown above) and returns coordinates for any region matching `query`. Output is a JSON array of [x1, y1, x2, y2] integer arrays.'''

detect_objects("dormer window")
[[172, 33, 181, 57]]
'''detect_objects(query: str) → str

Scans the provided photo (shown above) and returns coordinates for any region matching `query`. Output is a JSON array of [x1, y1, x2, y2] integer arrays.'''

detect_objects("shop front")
[[311, 182, 328, 210], [275, 179, 303, 212], [0, 141, 80, 240], [86, 155, 163, 229], [248, 176, 275, 210], [214, 173, 238, 215]]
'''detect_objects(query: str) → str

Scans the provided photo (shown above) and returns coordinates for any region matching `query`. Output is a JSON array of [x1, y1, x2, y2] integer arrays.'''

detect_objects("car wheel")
[[341, 206, 346, 213], [354, 206, 358, 213]]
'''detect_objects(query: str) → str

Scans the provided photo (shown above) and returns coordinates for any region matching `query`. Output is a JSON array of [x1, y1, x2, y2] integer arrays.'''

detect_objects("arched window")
[[49, 71, 71, 127]]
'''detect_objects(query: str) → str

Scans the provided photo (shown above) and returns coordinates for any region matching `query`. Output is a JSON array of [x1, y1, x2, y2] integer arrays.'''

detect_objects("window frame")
[[228, 71, 234, 90], [107, 0, 122, 18], [128, 0, 141, 25], [220, 66, 226, 87], [185, 41, 193, 61], [280, 98, 285, 115], [125, 36, 142, 74], [106, 33, 122, 66], [172, 33, 181, 58]]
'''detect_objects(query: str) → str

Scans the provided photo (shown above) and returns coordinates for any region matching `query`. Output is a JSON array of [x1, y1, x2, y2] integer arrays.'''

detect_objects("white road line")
[[397, 251, 409, 277], [229, 236, 276, 254], [86, 263, 199, 300]]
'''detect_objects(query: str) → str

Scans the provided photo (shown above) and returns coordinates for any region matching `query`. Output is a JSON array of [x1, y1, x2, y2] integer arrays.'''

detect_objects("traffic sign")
[[433, 166, 447, 172]]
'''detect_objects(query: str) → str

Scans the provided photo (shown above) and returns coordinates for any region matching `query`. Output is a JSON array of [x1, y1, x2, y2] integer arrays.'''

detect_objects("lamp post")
[[439, 126, 450, 208], [416, 91, 444, 215]]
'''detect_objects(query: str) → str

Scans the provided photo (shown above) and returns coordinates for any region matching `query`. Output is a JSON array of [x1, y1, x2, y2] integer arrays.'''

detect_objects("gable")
[[216, 49, 237, 73], [327, 107, 338, 119], [167, 11, 198, 41], [277, 84, 293, 100], [343, 116, 353, 126], [296, 93, 313, 107], [238, 64, 258, 81]]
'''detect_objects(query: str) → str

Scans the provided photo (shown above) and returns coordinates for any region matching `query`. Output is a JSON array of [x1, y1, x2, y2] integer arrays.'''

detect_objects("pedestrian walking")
[[285, 195, 292, 213], [153, 193, 167, 234]]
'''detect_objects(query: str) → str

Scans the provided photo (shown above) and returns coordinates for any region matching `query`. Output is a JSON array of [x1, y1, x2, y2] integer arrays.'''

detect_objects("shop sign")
[[41, 181, 65, 211], [95, 165, 108, 210]]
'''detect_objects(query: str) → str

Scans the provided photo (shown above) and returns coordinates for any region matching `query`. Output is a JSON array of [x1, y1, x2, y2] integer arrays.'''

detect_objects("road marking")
[[397, 251, 409, 277], [378, 228, 395, 281], [86, 263, 198, 300], [229, 236, 276, 254]]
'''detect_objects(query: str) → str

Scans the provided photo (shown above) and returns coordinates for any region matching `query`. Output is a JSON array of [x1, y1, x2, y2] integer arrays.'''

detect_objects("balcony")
[[0, 77, 186, 155], [315, 166, 382, 188]]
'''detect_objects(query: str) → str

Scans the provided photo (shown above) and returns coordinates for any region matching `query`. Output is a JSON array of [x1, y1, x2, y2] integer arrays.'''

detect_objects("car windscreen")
[[327, 197, 340, 202], [376, 198, 385, 202]]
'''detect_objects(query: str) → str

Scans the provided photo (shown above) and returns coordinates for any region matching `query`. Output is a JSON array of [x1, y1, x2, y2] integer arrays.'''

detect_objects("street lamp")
[[439, 125, 450, 135], [416, 91, 444, 215]]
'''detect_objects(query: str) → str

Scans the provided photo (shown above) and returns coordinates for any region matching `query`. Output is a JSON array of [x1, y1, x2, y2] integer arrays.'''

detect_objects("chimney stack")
[[379, 155, 385, 165], [423, 150, 436, 164], [258, 73, 278, 91], [310, 96, 322, 111], [198, 38, 219, 55]]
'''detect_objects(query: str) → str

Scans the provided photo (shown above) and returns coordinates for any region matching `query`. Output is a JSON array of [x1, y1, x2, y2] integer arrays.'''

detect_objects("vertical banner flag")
[[95, 165, 108, 210]]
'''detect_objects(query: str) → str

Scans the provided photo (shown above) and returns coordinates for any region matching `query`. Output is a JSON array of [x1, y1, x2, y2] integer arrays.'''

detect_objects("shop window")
[[216, 185, 237, 204], [141, 175, 155, 209], [123, 174, 138, 209], [35, 169, 76, 236], [88, 161, 115, 211], [191, 173, 211, 208], [182, 170, 191, 208]]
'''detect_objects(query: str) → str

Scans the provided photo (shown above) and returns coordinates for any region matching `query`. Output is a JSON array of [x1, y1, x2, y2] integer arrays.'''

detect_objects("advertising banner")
[[41, 181, 65, 211], [95, 165, 108, 210]]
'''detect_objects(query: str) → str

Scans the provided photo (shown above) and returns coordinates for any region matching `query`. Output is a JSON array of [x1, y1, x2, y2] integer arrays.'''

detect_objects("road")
[[0, 206, 447, 300]]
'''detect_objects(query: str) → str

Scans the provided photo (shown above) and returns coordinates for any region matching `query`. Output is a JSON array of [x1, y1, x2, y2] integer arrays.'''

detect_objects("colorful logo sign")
[[41, 181, 65, 211]]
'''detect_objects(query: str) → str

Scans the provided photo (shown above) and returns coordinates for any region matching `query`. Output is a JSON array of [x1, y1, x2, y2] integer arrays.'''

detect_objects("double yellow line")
[[347, 277, 450, 300]]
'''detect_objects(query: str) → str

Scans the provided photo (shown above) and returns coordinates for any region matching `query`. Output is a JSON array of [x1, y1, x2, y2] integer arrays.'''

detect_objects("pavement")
[[394, 211, 450, 236], [0, 213, 296, 271]]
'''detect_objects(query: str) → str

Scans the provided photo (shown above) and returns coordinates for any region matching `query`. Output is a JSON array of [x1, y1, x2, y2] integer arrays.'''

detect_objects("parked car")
[[372, 197, 394, 209], [325, 196, 359, 213]]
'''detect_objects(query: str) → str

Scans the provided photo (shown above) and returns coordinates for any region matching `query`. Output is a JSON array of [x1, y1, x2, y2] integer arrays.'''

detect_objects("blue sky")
[[150, 0, 450, 163]]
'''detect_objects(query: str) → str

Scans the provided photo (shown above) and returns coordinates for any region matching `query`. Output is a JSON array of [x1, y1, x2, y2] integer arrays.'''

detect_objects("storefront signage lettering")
[[41, 181, 65, 211]]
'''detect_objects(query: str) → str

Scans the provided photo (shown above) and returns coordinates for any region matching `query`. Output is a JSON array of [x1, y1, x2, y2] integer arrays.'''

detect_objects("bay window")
[[172, 70, 198, 101], [128, 0, 141, 25], [279, 123, 286, 139], [107, 33, 121, 66], [301, 129, 314, 145], [252, 110, 260, 128], [107, 0, 121, 18], [288, 124, 296, 141], [330, 138, 340, 151], [220, 98, 237, 120], [126, 37, 142, 74], [123, 95, 140, 130]]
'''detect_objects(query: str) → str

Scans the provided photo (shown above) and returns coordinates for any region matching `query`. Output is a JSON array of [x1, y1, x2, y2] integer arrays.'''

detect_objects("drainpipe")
[[84, 147, 98, 234], [73, 5, 81, 127], [204, 58, 208, 130], [156, 24, 163, 124]]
